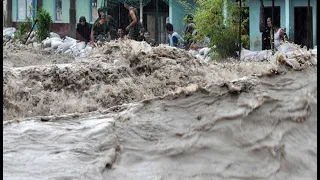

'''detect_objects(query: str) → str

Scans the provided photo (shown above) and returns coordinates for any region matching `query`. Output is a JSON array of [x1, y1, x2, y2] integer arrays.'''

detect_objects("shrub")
[[13, 17, 32, 41], [193, 0, 250, 59], [35, 7, 53, 41]]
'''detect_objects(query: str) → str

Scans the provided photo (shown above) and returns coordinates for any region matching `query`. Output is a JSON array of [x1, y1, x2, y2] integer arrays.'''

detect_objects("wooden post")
[[69, 0, 76, 38], [307, 0, 310, 49], [155, 0, 159, 43], [140, 0, 143, 24], [239, 0, 242, 60], [37, 0, 42, 9], [6, 0, 12, 27]]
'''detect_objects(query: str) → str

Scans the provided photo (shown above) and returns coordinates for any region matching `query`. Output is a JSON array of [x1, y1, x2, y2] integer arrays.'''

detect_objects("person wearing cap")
[[95, 8, 117, 40], [90, 8, 111, 47], [124, 3, 141, 40], [184, 14, 196, 49], [76, 16, 92, 43]]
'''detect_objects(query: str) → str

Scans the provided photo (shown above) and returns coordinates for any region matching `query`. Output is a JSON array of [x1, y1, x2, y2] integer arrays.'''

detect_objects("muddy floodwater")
[[3, 41, 317, 180]]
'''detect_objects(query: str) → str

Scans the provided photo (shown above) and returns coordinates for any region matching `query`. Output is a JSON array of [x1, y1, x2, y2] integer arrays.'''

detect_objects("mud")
[[3, 40, 280, 120], [3, 40, 317, 180], [3, 42, 75, 68]]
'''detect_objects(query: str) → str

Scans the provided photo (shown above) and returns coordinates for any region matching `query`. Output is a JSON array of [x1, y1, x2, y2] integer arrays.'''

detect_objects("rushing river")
[[3, 66, 317, 180]]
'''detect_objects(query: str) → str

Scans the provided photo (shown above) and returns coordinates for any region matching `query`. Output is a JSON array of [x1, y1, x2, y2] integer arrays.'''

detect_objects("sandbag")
[[84, 44, 93, 52], [30, 36, 37, 43], [51, 40, 63, 49], [3, 27, 16, 35], [64, 36, 77, 43], [33, 42, 41, 48], [50, 32, 60, 38], [3, 30, 15, 38], [64, 49, 72, 54], [240, 48, 272, 62], [76, 42, 86, 51], [57, 41, 75, 52], [70, 43, 80, 56], [42, 38, 52, 48], [199, 47, 211, 56], [29, 31, 36, 39], [50, 37, 62, 41]]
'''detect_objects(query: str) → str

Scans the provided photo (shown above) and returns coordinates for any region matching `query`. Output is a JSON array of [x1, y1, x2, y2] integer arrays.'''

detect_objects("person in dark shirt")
[[124, 3, 141, 40], [143, 31, 157, 47], [262, 18, 271, 50], [90, 9, 111, 47], [76, 16, 91, 43], [95, 8, 117, 40], [184, 14, 195, 49]]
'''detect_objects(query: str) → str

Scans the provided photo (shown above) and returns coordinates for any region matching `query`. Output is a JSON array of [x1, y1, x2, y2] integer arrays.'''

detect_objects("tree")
[[193, 0, 250, 59]]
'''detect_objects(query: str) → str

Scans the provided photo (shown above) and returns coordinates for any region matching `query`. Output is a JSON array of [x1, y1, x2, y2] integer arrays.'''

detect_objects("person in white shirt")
[[267, 17, 287, 50], [165, 23, 183, 48]]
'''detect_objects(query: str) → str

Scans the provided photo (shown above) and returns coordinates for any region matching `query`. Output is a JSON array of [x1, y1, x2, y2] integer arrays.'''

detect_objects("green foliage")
[[35, 7, 53, 41], [28, 4, 35, 22], [193, 0, 250, 59], [13, 17, 32, 41], [241, 34, 250, 49]]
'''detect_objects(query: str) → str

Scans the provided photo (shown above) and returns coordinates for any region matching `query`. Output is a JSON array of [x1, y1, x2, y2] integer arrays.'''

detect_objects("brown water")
[[3, 40, 317, 180]]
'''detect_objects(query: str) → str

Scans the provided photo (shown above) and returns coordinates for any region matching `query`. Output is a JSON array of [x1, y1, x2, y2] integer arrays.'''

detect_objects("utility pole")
[[239, 0, 242, 60], [271, 0, 274, 54], [155, 0, 159, 43], [307, 0, 310, 49], [69, 0, 76, 38]]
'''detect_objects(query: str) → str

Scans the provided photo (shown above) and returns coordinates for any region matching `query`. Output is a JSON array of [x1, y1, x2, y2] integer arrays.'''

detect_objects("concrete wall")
[[169, 0, 196, 36], [4, 0, 7, 27], [76, 0, 90, 23], [11, 0, 103, 23], [42, 0, 69, 23], [12, 0, 17, 21], [247, 0, 317, 51]]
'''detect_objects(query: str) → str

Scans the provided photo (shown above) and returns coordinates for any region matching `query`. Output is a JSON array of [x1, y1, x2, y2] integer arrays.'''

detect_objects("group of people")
[[164, 14, 210, 50], [76, 3, 155, 47], [262, 17, 288, 51], [76, 5, 207, 50]]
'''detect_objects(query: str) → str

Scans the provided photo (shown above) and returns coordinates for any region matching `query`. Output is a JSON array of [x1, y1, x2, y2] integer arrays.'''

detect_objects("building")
[[10, 0, 315, 50], [9, 0, 194, 43], [246, 0, 317, 51]]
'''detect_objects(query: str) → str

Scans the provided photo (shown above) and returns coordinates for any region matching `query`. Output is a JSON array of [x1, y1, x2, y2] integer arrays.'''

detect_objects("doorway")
[[143, 0, 169, 43], [261, 6, 280, 50], [294, 7, 313, 48]]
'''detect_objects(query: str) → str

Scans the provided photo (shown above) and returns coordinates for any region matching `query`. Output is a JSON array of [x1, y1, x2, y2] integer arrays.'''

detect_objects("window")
[[17, 0, 26, 20], [17, 0, 33, 20], [91, 0, 98, 22], [27, 0, 32, 17], [56, 0, 62, 21]]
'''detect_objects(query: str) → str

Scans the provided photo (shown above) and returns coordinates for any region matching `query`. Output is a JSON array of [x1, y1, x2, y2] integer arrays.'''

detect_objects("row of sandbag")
[[3, 27, 37, 43], [42, 33, 93, 57], [240, 43, 317, 62], [189, 47, 212, 62], [3, 27, 16, 39]]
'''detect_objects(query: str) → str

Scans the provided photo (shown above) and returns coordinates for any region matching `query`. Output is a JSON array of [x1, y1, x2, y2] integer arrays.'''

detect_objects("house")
[[11, 0, 315, 51], [245, 0, 317, 51], [8, 0, 194, 43]]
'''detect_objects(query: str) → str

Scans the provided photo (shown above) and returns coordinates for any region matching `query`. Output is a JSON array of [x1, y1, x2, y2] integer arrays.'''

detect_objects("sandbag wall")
[[3, 27, 93, 57]]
